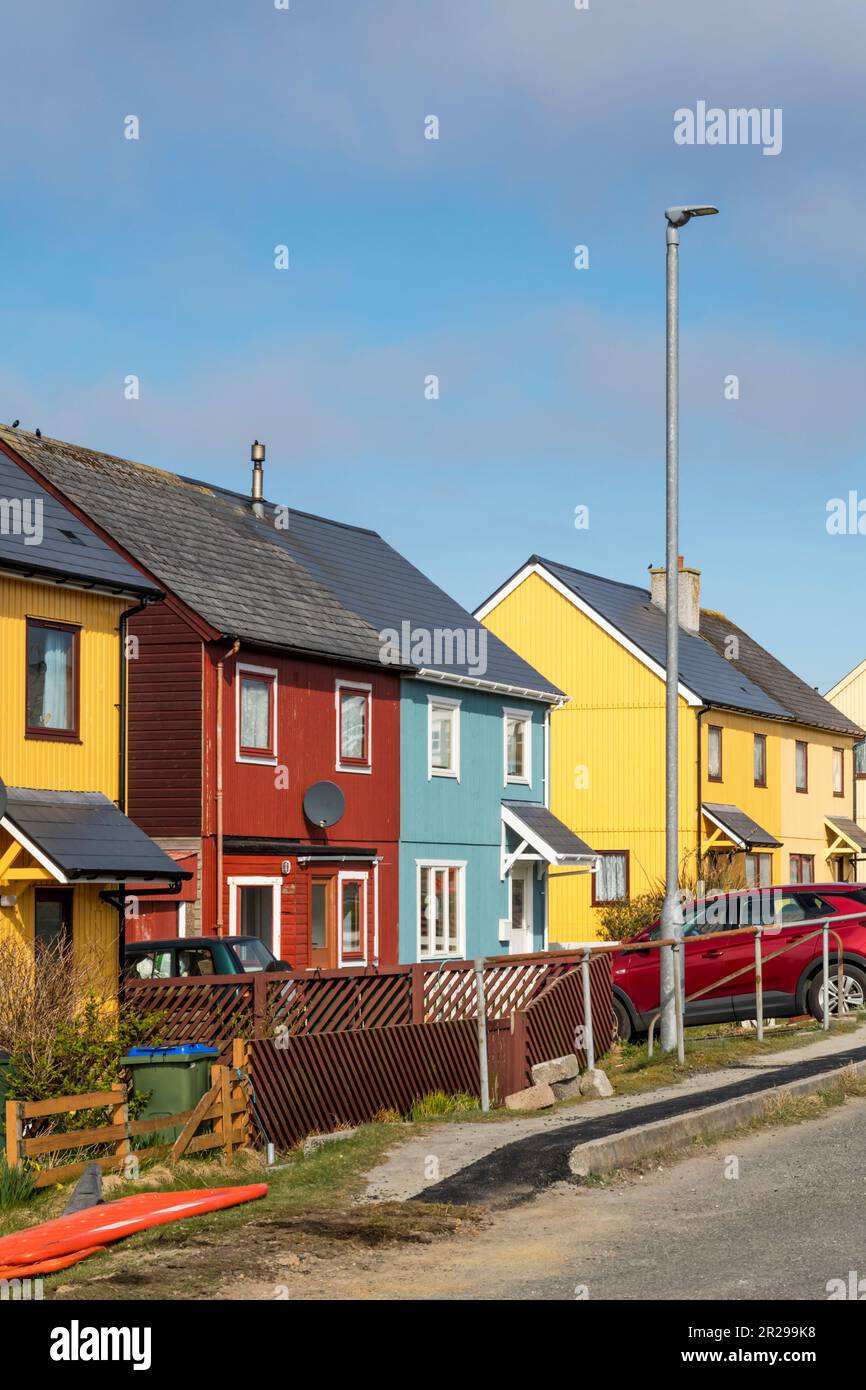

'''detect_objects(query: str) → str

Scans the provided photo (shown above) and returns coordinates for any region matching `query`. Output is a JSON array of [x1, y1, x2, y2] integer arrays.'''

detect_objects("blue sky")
[[1, 0, 864, 689]]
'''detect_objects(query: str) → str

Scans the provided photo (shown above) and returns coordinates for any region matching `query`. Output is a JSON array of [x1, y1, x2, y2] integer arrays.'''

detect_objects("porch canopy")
[[501, 800, 598, 877], [702, 801, 781, 851], [0, 786, 192, 886], [824, 815, 866, 860]]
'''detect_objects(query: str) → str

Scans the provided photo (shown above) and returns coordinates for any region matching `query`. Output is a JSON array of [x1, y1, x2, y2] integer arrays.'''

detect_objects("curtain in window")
[[420, 866, 460, 955], [341, 692, 367, 760], [241, 678, 270, 749], [598, 854, 627, 901], [41, 630, 71, 728], [431, 709, 452, 769], [507, 718, 525, 777], [856, 741, 866, 777]]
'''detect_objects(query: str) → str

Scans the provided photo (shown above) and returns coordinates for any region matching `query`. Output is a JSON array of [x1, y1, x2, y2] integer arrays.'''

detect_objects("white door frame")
[[227, 875, 281, 957], [507, 861, 535, 956]]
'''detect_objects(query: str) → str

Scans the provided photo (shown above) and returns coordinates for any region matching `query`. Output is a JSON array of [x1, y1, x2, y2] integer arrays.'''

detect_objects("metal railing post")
[[822, 921, 831, 1031], [581, 949, 595, 1071], [473, 958, 490, 1113], [754, 926, 764, 1042], [672, 940, 684, 1064]]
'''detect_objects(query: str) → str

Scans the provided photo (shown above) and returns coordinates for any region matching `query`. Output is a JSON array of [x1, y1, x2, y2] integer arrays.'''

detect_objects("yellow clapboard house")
[[476, 556, 864, 939], [0, 440, 189, 1000], [826, 661, 866, 847]]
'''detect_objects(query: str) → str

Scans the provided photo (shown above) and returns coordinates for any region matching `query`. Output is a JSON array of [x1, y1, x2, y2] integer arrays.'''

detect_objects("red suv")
[[611, 884, 866, 1043]]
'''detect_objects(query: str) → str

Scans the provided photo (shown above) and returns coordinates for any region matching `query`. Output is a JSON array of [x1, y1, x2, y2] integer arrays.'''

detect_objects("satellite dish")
[[0, 778, 6, 821], [303, 781, 345, 829]]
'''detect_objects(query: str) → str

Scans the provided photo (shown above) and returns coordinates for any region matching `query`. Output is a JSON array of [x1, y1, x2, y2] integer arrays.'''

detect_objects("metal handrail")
[[642, 907, 866, 1056], [571, 905, 866, 1066]]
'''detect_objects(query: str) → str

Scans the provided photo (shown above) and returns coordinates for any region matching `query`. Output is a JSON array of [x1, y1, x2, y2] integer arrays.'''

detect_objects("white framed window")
[[227, 876, 281, 957], [428, 696, 460, 779], [416, 860, 466, 959], [235, 664, 278, 764], [338, 871, 367, 964], [592, 852, 629, 905], [335, 680, 372, 774], [503, 707, 532, 785]]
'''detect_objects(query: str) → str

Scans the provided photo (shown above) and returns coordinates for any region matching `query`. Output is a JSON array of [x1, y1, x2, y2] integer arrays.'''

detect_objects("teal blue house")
[[236, 505, 599, 962]]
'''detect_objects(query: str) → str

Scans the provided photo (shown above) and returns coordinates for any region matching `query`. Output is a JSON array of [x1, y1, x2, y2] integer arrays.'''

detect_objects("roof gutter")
[[416, 667, 562, 705]]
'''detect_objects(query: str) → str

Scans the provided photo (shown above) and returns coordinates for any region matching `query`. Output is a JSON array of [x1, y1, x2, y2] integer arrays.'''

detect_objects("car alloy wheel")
[[818, 972, 865, 1015]]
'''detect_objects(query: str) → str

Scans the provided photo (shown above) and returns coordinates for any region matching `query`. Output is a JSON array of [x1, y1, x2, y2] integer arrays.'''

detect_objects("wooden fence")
[[5, 1044, 250, 1188], [125, 951, 604, 1059], [246, 954, 614, 1149]]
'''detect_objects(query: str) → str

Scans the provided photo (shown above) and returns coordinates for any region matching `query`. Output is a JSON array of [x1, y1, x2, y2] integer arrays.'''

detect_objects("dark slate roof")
[[699, 611, 863, 738], [502, 800, 596, 860], [825, 815, 866, 852], [0, 428, 390, 668], [199, 486, 561, 697], [0, 445, 156, 594], [532, 558, 790, 720], [702, 802, 782, 849], [0, 427, 557, 696], [4, 787, 193, 880]]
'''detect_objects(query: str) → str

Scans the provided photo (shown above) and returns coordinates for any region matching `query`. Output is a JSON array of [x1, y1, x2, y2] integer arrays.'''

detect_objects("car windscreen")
[[231, 938, 274, 972]]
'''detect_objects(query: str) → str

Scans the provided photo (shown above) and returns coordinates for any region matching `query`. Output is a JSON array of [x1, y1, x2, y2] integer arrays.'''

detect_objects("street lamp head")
[[665, 205, 719, 228]]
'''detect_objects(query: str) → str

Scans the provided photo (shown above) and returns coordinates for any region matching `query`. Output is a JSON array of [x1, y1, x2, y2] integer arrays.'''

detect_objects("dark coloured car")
[[611, 883, 866, 1043], [124, 935, 291, 980]]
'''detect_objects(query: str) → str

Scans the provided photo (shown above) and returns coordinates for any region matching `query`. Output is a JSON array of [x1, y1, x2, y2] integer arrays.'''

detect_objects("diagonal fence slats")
[[249, 1019, 483, 1148], [524, 954, 616, 1082]]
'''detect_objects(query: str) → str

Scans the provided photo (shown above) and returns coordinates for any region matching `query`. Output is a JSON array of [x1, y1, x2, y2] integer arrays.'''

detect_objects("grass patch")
[[605, 1017, 861, 1097], [408, 1090, 477, 1121], [0, 1157, 36, 1211]]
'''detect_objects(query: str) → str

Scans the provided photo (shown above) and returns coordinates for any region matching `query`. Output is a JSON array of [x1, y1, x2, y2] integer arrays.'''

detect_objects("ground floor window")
[[417, 861, 465, 959], [34, 888, 72, 957], [592, 852, 629, 905], [744, 852, 772, 888], [339, 874, 367, 963], [789, 853, 815, 885], [228, 878, 280, 956]]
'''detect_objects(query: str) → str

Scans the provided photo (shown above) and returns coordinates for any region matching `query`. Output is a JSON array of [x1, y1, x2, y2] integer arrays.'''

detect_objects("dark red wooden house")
[[2, 431, 405, 970]]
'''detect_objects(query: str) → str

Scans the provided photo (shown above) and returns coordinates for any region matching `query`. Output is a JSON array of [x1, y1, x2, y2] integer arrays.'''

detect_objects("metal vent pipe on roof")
[[251, 440, 265, 518]]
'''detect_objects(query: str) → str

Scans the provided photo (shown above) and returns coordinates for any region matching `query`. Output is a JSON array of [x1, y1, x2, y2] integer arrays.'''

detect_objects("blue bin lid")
[[125, 1044, 219, 1058]]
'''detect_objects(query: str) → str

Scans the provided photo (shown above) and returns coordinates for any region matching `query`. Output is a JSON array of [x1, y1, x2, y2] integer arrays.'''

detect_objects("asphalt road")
[[261, 1095, 866, 1300]]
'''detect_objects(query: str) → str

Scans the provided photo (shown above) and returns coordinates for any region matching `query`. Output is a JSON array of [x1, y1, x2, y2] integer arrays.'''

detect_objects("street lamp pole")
[[659, 204, 718, 1054]]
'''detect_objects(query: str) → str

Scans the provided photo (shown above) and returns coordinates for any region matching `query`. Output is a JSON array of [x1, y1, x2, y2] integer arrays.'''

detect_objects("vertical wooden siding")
[[127, 601, 203, 836]]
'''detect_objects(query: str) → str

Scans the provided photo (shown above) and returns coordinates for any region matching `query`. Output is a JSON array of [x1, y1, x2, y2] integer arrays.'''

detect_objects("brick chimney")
[[649, 556, 701, 635]]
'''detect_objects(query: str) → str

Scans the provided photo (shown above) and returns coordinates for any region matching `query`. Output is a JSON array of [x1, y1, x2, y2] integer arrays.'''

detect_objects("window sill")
[[336, 762, 372, 775], [237, 753, 278, 765], [429, 768, 459, 780], [26, 730, 81, 744]]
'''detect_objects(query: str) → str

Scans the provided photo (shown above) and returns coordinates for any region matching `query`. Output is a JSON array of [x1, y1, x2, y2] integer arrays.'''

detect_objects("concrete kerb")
[[568, 1055, 866, 1179]]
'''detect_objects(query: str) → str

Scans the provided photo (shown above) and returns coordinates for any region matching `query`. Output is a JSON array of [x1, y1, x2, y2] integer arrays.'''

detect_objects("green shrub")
[[7, 993, 162, 1124]]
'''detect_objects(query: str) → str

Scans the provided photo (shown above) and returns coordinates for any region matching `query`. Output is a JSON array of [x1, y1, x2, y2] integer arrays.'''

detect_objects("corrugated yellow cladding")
[[826, 668, 866, 834], [0, 576, 125, 795], [482, 571, 697, 939], [0, 881, 118, 1004]]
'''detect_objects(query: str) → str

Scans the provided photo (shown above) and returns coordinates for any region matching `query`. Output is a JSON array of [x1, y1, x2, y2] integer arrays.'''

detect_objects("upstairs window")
[[26, 619, 79, 740], [428, 697, 460, 779], [237, 665, 277, 761], [336, 682, 371, 771], [855, 740, 866, 780], [754, 733, 767, 788], [833, 747, 844, 798], [795, 740, 808, 793], [707, 725, 723, 781], [504, 709, 532, 785]]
